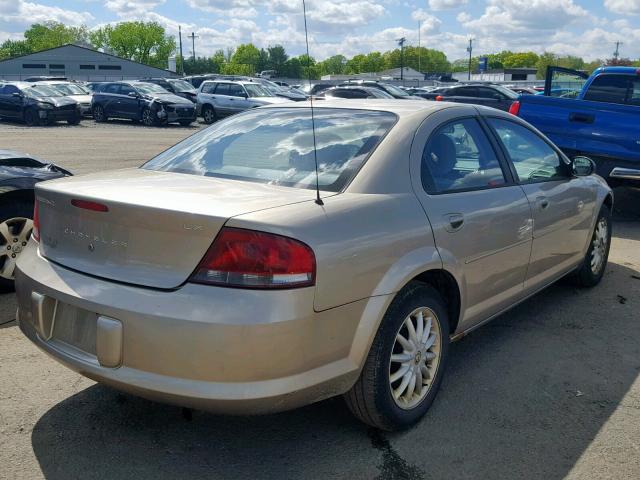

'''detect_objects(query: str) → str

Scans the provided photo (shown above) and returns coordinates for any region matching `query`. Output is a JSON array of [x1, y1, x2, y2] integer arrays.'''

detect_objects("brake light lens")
[[435, 95, 444, 101], [71, 199, 109, 212], [508, 100, 521, 116], [190, 227, 316, 289], [32, 200, 40, 242]]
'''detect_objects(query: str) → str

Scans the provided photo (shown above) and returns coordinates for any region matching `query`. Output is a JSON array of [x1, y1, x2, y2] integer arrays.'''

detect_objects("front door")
[[0, 85, 24, 119], [411, 107, 533, 329], [484, 116, 597, 292], [116, 84, 140, 119]]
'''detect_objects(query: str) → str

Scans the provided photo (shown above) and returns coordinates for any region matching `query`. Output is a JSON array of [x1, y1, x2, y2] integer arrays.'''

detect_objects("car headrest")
[[426, 133, 457, 176]]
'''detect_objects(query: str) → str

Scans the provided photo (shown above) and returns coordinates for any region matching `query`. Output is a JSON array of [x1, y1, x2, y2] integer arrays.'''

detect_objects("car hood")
[[68, 94, 92, 104], [148, 93, 194, 105], [253, 96, 294, 105], [0, 154, 72, 182], [34, 96, 78, 107]]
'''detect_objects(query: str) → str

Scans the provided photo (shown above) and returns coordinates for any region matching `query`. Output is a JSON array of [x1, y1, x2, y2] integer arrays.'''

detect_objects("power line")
[[188, 31, 199, 61], [613, 41, 623, 59], [178, 26, 184, 75]]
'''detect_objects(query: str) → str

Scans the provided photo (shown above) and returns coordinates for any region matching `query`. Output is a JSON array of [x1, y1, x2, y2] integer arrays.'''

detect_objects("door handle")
[[568, 112, 594, 124], [444, 213, 464, 232], [536, 196, 549, 210]]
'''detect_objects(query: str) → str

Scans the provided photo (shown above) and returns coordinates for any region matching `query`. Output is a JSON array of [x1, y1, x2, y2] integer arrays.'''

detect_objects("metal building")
[[0, 44, 178, 81]]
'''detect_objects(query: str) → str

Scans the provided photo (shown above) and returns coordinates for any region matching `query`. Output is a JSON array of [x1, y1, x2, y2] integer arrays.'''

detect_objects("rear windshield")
[[143, 108, 397, 192]]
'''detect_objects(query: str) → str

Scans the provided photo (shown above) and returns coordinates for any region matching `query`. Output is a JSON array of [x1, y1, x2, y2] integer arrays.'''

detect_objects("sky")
[[0, 0, 639, 62]]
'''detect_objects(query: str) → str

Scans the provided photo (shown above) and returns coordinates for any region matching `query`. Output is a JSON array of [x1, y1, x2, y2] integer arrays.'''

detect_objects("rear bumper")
[[15, 242, 379, 414]]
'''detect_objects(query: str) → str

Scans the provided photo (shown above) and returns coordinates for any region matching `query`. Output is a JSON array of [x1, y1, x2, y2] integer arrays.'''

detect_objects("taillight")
[[32, 200, 40, 242], [508, 100, 521, 116], [190, 227, 316, 289], [435, 95, 444, 101], [71, 199, 109, 212]]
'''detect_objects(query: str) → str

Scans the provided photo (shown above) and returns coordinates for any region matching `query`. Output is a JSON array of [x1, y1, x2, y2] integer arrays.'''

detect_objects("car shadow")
[[30, 261, 640, 480]]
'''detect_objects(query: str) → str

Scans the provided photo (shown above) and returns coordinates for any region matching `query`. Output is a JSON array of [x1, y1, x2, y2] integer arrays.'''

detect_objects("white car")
[[196, 80, 291, 123]]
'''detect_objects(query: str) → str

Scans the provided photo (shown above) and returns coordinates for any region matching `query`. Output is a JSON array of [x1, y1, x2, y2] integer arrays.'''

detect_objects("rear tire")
[[573, 204, 612, 287], [345, 282, 450, 431], [0, 201, 34, 292], [93, 104, 107, 123], [202, 104, 217, 124], [67, 113, 81, 125], [24, 109, 38, 126]]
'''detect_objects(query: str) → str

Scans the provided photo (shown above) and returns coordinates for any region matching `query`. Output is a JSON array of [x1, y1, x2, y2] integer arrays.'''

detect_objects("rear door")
[[212, 83, 232, 116], [485, 116, 596, 292], [0, 85, 23, 118], [410, 106, 533, 329], [100, 83, 122, 117], [116, 84, 140, 119], [476, 86, 510, 111], [226, 84, 249, 113]]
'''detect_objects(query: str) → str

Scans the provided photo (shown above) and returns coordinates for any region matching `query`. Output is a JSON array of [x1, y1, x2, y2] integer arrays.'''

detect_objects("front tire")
[[67, 113, 81, 125], [202, 104, 217, 124], [93, 105, 107, 123], [0, 201, 34, 292], [141, 107, 157, 127], [345, 282, 450, 431], [24, 109, 39, 126], [573, 204, 612, 287]]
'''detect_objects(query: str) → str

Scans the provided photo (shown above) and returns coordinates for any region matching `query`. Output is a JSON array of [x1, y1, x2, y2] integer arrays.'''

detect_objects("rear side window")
[[450, 87, 476, 97], [583, 75, 630, 104], [103, 84, 120, 94], [488, 118, 568, 183], [201, 83, 216, 94], [214, 83, 230, 95], [143, 108, 397, 192], [421, 118, 506, 194]]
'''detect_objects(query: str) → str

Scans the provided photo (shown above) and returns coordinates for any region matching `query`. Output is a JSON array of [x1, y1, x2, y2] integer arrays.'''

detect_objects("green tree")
[[267, 45, 288, 75], [23, 22, 90, 52], [90, 21, 176, 68], [382, 47, 449, 73], [0, 40, 32, 60], [503, 51, 539, 68], [318, 54, 347, 76], [231, 43, 260, 70]]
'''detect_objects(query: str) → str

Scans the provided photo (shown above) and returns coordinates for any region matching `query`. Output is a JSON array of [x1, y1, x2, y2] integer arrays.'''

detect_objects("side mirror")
[[127, 91, 139, 98], [12, 92, 23, 98], [572, 156, 596, 176]]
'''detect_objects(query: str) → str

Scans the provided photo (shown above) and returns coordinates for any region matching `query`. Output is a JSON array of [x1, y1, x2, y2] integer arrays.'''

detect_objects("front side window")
[[243, 84, 270, 97], [488, 118, 568, 183], [227, 84, 246, 97], [143, 108, 397, 192], [583, 75, 630, 105], [134, 83, 168, 94], [118, 85, 136, 96], [103, 84, 120, 94], [421, 118, 506, 193]]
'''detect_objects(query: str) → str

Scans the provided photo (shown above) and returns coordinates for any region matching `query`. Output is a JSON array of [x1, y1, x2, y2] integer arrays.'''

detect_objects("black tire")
[[573, 204, 612, 287], [202, 104, 217, 124], [141, 107, 157, 127], [24, 109, 39, 126], [0, 200, 34, 292], [179, 120, 192, 127], [345, 282, 450, 431], [67, 113, 81, 125], [93, 104, 107, 122]]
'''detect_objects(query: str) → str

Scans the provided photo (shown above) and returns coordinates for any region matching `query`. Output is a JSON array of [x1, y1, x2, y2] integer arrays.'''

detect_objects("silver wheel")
[[203, 106, 215, 124], [389, 307, 442, 410], [0, 217, 33, 280], [590, 217, 608, 274], [142, 108, 155, 126]]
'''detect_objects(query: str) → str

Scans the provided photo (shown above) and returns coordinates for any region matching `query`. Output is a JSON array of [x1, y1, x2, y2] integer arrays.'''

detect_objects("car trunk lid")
[[35, 168, 319, 289]]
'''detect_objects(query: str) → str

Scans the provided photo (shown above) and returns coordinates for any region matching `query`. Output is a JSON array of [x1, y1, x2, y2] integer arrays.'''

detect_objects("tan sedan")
[[15, 100, 612, 430]]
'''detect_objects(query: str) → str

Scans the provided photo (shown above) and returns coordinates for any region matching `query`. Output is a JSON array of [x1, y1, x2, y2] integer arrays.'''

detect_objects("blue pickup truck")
[[512, 66, 640, 186]]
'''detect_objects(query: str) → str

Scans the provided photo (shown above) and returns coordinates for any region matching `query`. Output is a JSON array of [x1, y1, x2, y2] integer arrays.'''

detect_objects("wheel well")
[[603, 193, 613, 211], [411, 269, 461, 334], [0, 189, 34, 208]]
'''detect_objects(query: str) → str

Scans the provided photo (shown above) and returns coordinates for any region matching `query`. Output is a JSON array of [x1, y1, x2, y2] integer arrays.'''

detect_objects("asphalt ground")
[[1, 118, 639, 480]]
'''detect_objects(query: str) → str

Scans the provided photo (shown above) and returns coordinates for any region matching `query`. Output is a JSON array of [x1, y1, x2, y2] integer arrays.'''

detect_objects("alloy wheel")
[[590, 217, 608, 274], [142, 108, 155, 126], [388, 307, 442, 410], [0, 217, 33, 280], [203, 107, 215, 124]]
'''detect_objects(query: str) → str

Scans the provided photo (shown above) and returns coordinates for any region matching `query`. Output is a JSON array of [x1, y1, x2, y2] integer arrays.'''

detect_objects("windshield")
[[51, 83, 89, 95], [244, 83, 271, 97], [143, 108, 397, 192], [27, 85, 63, 98], [494, 85, 519, 99], [168, 79, 195, 91], [381, 84, 410, 97], [134, 82, 170, 94]]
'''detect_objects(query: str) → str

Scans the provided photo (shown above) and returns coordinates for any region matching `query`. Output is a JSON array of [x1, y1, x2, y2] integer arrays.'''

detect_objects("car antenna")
[[302, 0, 324, 206]]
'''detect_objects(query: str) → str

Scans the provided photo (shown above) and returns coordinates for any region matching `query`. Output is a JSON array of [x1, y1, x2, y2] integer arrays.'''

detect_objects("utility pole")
[[613, 41, 623, 60], [188, 32, 199, 61], [466, 38, 473, 81], [178, 26, 184, 75], [397, 37, 406, 81]]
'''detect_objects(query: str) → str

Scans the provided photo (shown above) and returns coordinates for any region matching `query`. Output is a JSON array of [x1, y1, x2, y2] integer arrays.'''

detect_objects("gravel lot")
[[1, 120, 639, 480]]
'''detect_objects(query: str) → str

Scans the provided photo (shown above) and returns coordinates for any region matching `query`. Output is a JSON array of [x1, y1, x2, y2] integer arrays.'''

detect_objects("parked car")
[[507, 86, 538, 95], [15, 101, 612, 430], [513, 66, 640, 186], [321, 86, 394, 99], [0, 82, 81, 126], [299, 83, 335, 96], [197, 80, 291, 123], [34, 81, 93, 116], [338, 81, 426, 100], [91, 81, 197, 126], [141, 78, 198, 103], [184, 74, 220, 89], [404, 86, 448, 100], [85, 82, 108, 92], [0, 150, 71, 290], [22, 76, 67, 82], [252, 79, 308, 102], [433, 84, 519, 111]]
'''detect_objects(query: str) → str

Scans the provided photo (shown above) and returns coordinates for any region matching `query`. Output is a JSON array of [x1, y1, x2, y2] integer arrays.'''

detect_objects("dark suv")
[[0, 82, 81, 126], [321, 86, 394, 99], [433, 84, 519, 111], [338, 81, 425, 100], [141, 78, 198, 103], [92, 81, 197, 126]]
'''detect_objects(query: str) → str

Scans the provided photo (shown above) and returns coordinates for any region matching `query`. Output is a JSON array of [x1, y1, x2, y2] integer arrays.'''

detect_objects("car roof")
[[0, 149, 35, 160]]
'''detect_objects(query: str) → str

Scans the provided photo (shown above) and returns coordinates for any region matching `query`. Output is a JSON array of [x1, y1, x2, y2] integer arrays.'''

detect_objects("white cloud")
[[0, 0, 93, 26], [604, 0, 640, 16], [105, 0, 165, 17], [428, 0, 467, 11]]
